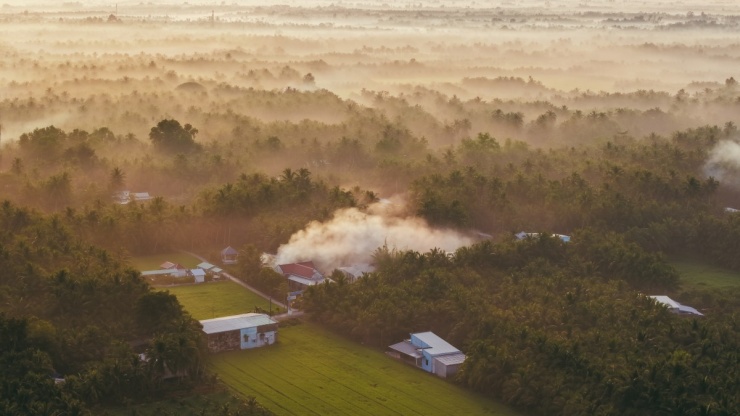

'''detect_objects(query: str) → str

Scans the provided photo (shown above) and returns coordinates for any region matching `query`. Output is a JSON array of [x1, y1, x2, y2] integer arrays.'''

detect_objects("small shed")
[[221, 246, 239, 265], [389, 331, 465, 378], [197, 261, 216, 271], [188, 268, 206, 283], [200, 313, 278, 353]]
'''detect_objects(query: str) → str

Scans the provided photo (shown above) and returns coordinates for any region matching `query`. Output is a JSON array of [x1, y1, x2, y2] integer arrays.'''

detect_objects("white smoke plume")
[[274, 198, 475, 272], [704, 139, 740, 188]]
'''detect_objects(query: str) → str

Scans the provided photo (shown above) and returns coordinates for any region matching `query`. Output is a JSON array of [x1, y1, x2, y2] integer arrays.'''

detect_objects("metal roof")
[[189, 269, 206, 276], [413, 332, 462, 356], [389, 341, 422, 358], [434, 352, 466, 366], [337, 263, 375, 278], [650, 295, 703, 316], [650, 295, 681, 309], [141, 269, 184, 276], [221, 246, 238, 255], [200, 313, 277, 335], [288, 275, 323, 286], [677, 305, 704, 316], [197, 262, 215, 270]]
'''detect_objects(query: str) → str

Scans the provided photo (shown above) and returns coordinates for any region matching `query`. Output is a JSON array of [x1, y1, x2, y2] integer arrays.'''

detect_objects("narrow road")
[[180, 250, 288, 310]]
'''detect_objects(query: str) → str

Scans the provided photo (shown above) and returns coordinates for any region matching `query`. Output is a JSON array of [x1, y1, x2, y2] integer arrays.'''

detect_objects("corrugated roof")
[[200, 313, 277, 335], [197, 262, 215, 270], [650, 295, 703, 316], [650, 295, 681, 309], [677, 305, 704, 316], [190, 269, 206, 276], [221, 246, 238, 255], [434, 352, 466, 366], [279, 262, 322, 279], [337, 263, 375, 278], [141, 269, 185, 276], [389, 341, 422, 358], [413, 332, 461, 356], [288, 275, 323, 286]]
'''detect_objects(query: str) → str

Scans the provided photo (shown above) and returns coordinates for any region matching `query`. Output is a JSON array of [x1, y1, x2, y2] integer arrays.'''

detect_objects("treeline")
[[303, 236, 739, 416], [408, 125, 740, 271], [0, 200, 211, 414]]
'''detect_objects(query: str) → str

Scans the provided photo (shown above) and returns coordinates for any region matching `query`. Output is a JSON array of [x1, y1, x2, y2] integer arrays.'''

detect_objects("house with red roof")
[[275, 261, 326, 291]]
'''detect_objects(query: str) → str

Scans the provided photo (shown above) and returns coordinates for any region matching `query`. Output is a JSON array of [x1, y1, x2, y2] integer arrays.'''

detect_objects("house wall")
[[239, 325, 278, 349], [207, 330, 240, 353], [433, 359, 461, 378], [421, 350, 434, 373]]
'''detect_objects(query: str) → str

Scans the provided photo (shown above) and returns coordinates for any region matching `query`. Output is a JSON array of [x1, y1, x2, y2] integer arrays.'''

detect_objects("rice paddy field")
[[670, 258, 740, 289], [209, 322, 523, 416], [162, 280, 277, 319]]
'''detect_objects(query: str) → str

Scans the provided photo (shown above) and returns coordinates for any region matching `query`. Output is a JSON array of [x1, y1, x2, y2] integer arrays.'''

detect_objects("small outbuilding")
[[188, 268, 206, 283], [389, 331, 466, 378], [200, 313, 278, 353], [221, 246, 239, 265]]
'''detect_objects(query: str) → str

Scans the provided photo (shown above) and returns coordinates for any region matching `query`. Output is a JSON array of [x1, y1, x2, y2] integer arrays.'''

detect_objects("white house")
[[200, 313, 278, 353], [388, 331, 466, 378], [650, 295, 704, 316]]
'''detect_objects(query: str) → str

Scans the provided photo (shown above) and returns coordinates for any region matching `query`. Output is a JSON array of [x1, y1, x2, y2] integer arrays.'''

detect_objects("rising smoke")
[[274, 198, 474, 272], [704, 139, 740, 188]]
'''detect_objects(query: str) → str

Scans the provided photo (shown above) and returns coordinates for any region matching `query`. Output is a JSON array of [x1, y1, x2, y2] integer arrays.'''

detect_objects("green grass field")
[[162, 281, 277, 320], [130, 252, 202, 271], [210, 322, 522, 416], [670, 258, 740, 289]]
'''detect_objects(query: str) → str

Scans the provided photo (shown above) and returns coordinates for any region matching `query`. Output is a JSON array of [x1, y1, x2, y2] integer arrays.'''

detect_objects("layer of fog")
[[275, 198, 474, 272]]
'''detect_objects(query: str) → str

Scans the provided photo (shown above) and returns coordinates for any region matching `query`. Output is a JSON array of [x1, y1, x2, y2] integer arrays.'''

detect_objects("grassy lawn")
[[669, 258, 740, 289], [210, 321, 523, 416], [162, 281, 277, 320], [130, 252, 202, 271]]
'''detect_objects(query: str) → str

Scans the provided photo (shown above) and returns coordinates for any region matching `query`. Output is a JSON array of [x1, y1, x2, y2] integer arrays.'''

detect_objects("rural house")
[[200, 313, 278, 353], [160, 261, 186, 270], [650, 295, 704, 316], [197, 262, 224, 278], [388, 331, 466, 378], [275, 261, 325, 291], [221, 246, 239, 264]]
